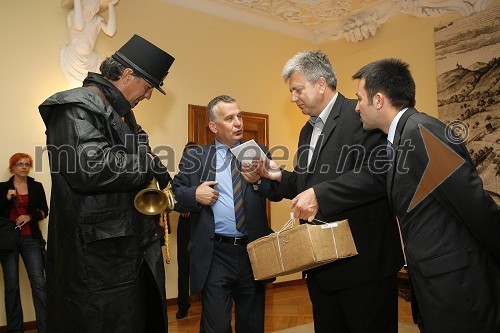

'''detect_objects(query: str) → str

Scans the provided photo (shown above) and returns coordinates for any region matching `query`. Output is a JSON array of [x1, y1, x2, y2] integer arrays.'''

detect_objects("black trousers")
[[200, 241, 265, 333], [140, 261, 168, 333], [176, 215, 191, 310], [307, 273, 398, 333]]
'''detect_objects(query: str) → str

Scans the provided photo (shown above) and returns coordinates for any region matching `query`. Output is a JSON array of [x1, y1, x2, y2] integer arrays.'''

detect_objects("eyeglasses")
[[15, 163, 31, 168]]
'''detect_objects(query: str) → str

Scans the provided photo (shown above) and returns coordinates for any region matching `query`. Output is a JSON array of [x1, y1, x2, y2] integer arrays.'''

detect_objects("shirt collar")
[[308, 92, 338, 126], [215, 140, 240, 159], [387, 107, 408, 144]]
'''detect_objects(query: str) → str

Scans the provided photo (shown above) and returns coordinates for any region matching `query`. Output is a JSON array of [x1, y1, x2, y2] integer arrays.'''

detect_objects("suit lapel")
[[387, 108, 418, 202], [298, 125, 313, 169], [297, 124, 313, 185], [306, 94, 343, 176], [202, 143, 249, 200], [201, 144, 217, 183]]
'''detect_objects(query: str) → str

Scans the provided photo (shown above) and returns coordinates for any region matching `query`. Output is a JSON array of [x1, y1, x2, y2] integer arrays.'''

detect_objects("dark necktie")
[[229, 150, 246, 234], [387, 140, 394, 160]]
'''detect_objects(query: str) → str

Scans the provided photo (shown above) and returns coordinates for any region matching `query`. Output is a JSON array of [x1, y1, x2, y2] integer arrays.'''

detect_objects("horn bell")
[[134, 179, 176, 216]]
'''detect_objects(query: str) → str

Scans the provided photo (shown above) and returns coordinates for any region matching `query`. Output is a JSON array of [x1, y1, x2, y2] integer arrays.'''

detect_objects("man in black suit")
[[256, 50, 404, 333], [173, 95, 277, 333], [352, 58, 500, 333], [175, 141, 198, 320]]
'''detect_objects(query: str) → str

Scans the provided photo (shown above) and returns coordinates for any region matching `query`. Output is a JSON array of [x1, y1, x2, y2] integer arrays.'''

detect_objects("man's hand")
[[241, 161, 261, 184], [254, 158, 282, 182], [290, 188, 319, 222], [196, 181, 219, 206]]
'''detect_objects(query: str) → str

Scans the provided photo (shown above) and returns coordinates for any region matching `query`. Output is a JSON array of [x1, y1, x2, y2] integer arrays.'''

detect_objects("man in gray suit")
[[173, 95, 278, 333], [352, 58, 500, 333]]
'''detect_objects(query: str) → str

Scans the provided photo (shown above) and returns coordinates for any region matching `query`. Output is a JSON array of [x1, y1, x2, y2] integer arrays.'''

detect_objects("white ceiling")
[[164, 0, 491, 43]]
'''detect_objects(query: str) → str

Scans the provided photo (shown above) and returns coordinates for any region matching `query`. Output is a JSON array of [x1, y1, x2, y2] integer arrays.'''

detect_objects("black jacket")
[[388, 108, 500, 332], [272, 93, 404, 290], [39, 73, 170, 332], [173, 143, 280, 295], [0, 176, 48, 239]]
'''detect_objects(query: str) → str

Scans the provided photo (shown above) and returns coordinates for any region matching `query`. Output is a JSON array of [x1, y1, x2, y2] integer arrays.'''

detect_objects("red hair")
[[9, 153, 33, 173]]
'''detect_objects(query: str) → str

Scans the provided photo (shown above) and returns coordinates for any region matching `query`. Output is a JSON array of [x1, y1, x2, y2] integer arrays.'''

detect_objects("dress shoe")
[[176, 308, 189, 319]]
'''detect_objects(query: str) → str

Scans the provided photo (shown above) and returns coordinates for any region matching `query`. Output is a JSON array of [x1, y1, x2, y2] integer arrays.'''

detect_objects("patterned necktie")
[[229, 149, 246, 234]]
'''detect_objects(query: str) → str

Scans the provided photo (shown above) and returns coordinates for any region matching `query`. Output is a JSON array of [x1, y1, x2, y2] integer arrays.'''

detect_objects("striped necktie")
[[229, 149, 246, 234]]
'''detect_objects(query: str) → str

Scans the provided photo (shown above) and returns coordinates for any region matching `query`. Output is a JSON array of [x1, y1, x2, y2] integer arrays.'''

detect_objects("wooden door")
[[187, 104, 271, 222]]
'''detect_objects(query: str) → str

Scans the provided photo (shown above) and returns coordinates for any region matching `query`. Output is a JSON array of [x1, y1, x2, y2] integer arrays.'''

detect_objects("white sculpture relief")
[[337, 2, 396, 43], [400, 0, 491, 17], [217, 0, 491, 42], [231, 0, 265, 5], [342, 13, 380, 43], [223, 0, 352, 26], [311, 1, 350, 21], [60, 0, 119, 88]]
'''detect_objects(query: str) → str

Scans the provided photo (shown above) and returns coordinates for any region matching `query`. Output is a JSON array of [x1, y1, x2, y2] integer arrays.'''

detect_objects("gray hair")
[[282, 50, 337, 90], [206, 95, 236, 121]]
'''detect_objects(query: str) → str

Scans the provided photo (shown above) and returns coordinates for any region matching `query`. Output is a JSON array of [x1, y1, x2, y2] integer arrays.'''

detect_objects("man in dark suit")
[[352, 58, 500, 333], [173, 95, 277, 333], [256, 51, 404, 333], [175, 142, 198, 320]]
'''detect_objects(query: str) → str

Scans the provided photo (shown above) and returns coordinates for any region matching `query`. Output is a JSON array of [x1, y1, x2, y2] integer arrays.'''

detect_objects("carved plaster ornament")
[[218, 0, 492, 42]]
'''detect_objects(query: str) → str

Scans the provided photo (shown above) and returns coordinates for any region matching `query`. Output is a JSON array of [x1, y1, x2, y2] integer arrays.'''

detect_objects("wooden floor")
[[22, 281, 413, 333], [166, 282, 414, 333]]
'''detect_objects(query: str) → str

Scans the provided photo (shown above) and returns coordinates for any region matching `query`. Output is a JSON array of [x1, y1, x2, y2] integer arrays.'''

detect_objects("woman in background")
[[0, 153, 48, 333]]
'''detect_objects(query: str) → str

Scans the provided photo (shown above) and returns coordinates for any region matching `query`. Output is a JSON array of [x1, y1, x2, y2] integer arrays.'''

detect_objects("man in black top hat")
[[39, 34, 175, 333]]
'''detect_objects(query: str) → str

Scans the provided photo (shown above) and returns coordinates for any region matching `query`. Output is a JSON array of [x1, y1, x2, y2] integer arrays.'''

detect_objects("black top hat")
[[112, 34, 175, 95]]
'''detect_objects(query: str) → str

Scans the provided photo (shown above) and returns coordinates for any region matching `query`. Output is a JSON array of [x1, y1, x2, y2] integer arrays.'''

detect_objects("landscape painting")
[[434, 6, 500, 204]]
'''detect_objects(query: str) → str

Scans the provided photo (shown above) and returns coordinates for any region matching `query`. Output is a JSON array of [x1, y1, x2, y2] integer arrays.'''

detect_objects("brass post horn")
[[134, 179, 176, 215]]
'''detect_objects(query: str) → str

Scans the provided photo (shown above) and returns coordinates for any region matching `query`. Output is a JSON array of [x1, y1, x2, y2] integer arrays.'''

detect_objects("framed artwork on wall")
[[434, 6, 500, 204]]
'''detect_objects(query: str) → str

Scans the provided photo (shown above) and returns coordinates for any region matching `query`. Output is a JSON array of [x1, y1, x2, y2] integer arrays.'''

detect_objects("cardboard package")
[[247, 218, 358, 280]]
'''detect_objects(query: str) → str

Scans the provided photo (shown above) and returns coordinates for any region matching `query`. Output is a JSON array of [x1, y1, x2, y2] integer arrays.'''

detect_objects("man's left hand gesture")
[[290, 188, 319, 222], [241, 160, 261, 184]]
